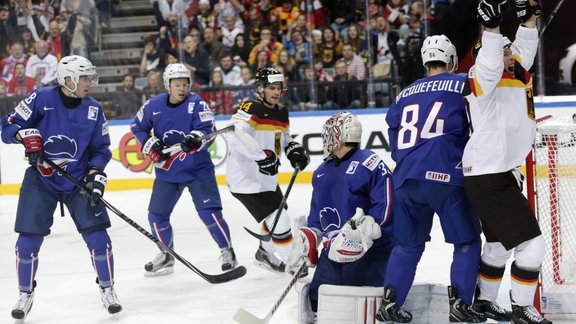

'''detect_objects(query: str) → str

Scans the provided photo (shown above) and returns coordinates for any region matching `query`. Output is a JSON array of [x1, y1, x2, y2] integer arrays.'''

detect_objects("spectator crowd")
[[0, 0, 462, 118]]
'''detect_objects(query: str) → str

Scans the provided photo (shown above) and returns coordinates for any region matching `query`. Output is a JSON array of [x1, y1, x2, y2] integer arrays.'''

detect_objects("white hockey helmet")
[[56, 55, 98, 91], [321, 111, 362, 159], [420, 34, 458, 72], [163, 63, 192, 91]]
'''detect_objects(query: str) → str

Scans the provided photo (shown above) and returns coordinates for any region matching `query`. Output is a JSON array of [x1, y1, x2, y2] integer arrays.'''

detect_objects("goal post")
[[527, 114, 576, 317]]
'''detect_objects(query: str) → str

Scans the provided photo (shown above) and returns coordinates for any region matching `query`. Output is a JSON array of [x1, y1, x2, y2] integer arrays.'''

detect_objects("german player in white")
[[286, 112, 394, 322], [130, 63, 238, 276], [464, 1, 551, 324], [226, 66, 309, 273], [376, 35, 484, 323], [0, 55, 121, 321]]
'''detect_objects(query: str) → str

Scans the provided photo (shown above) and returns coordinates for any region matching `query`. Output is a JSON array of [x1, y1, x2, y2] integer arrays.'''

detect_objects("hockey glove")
[[477, 0, 507, 28], [17, 128, 44, 165], [180, 130, 206, 153], [84, 168, 107, 206], [285, 141, 310, 171], [514, 0, 542, 23], [287, 226, 321, 268], [328, 208, 381, 263], [142, 136, 170, 163], [256, 149, 280, 176]]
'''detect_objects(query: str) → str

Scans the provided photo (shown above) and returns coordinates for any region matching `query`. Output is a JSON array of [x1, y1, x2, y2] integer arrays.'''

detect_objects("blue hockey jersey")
[[131, 92, 217, 183], [308, 148, 394, 249], [1, 86, 111, 192], [386, 72, 470, 189]]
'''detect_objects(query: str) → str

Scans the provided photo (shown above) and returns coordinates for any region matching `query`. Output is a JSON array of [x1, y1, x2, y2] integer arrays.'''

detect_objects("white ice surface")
[[0, 185, 571, 323]]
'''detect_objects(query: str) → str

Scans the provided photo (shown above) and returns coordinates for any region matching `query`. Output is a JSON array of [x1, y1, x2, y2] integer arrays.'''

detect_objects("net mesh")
[[534, 115, 576, 293]]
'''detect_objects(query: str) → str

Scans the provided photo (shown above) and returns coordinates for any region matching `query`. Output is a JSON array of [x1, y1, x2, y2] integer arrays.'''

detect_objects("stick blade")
[[243, 226, 272, 242], [205, 265, 247, 284], [233, 308, 268, 324]]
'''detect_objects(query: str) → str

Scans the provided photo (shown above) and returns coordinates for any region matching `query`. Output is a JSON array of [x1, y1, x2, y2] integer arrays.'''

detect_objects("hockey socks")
[[510, 261, 540, 306], [149, 213, 174, 250], [450, 240, 481, 305], [477, 260, 506, 302], [262, 208, 293, 262], [83, 230, 114, 288], [15, 234, 43, 292], [383, 244, 425, 306], [198, 209, 232, 250]]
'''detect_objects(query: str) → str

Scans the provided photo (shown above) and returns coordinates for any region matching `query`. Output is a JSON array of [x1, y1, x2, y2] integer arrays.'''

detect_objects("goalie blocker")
[[298, 283, 449, 324]]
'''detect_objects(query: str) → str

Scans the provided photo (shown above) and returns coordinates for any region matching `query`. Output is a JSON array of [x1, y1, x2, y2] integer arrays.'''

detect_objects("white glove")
[[328, 208, 382, 263], [511, 167, 524, 191], [287, 226, 321, 268]]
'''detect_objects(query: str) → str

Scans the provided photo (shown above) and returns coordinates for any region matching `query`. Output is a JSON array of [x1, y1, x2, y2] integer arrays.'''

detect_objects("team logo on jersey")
[[88, 106, 99, 121], [155, 130, 187, 171], [37, 135, 78, 176], [346, 161, 359, 174], [188, 102, 195, 114], [319, 207, 342, 232]]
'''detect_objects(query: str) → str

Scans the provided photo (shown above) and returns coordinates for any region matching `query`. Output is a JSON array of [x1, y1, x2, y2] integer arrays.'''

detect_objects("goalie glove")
[[287, 226, 321, 268], [477, 0, 507, 28], [328, 208, 382, 263], [180, 130, 206, 153], [142, 136, 170, 163], [17, 128, 44, 165]]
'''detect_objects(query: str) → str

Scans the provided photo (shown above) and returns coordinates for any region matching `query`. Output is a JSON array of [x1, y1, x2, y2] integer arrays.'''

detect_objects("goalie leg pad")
[[16, 234, 43, 292], [298, 281, 316, 323], [198, 209, 232, 250], [317, 283, 449, 324], [82, 230, 114, 288]]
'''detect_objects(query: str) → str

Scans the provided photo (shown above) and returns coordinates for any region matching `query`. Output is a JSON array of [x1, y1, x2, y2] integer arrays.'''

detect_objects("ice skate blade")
[[144, 267, 174, 277]]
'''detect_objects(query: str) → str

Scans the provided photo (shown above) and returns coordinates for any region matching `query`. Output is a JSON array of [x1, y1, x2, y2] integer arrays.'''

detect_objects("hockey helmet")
[[321, 111, 362, 159], [56, 55, 98, 92], [421, 34, 458, 72], [254, 66, 287, 91], [163, 63, 192, 91]]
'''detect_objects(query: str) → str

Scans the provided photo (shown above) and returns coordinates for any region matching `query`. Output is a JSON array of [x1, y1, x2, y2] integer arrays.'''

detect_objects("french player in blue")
[[286, 112, 394, 321], [1, 55, 121, 321], [376, 35, 485, 323], [130, 63, 237, 276]]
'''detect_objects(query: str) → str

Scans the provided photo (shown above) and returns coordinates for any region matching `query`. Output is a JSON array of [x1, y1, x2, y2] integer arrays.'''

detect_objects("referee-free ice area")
[[0, 185, 571, 324]]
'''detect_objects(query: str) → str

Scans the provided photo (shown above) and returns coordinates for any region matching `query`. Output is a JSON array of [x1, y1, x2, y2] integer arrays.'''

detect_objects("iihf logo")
[[319, 207, 342, 232], [37, 135, 78, 176]]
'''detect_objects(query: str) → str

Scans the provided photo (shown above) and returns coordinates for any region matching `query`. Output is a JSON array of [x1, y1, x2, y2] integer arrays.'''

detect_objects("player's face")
[[262, 82, 283, 106], [168, 78, 190, 104], [503, 47, 514, 75], [75, 75, 97, 98]]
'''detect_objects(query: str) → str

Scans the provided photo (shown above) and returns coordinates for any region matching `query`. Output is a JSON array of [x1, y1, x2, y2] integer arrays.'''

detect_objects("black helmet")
[[254, 66, 287, 90]]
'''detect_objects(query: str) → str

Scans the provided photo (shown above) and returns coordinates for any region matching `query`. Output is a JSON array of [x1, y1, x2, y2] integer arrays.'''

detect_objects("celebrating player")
[[1, 55, 121, 320], [225, 66, 309, 273], [376, 35, 484, 323], [287, 111, 394, 322], [464, 2, 551, 324], [131, 63, 237, 276]]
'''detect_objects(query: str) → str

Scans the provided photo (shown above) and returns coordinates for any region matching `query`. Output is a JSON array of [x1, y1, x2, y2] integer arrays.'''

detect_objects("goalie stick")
[[162, 125, 236, 154], [43, 158, 247, 284], [233, 262, 307, 324], [243, 166, 300, 242]]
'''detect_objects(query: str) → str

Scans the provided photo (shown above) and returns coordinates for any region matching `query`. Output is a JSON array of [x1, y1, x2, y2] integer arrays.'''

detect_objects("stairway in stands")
[[89, 0, 157, 109]]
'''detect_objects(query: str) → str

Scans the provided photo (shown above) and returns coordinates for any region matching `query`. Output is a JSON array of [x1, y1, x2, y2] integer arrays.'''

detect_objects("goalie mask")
[[322, 112, 362, 159], [56, 55, 98, 95], [421, 35, 458, 72]]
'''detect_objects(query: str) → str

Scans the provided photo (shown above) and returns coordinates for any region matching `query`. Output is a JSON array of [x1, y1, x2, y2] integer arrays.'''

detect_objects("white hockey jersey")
[[225, 99, 293, 194], [463, 26, 539, 176]]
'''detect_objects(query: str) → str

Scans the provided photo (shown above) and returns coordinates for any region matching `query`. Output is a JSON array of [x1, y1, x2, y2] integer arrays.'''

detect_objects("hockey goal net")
[[528, 115, 576, 316]]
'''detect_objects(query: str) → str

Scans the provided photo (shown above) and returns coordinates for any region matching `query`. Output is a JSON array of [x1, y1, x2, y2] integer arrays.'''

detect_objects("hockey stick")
[[42, 158, 247, 284], [243, 167, 300, 241], [538, 0, 565, 38], [233, 262, 307, 324], [162, 125, 236, 154]]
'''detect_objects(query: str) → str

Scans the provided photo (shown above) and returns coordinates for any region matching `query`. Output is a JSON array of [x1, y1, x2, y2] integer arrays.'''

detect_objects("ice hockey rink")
[[0, 185, 573, 324]]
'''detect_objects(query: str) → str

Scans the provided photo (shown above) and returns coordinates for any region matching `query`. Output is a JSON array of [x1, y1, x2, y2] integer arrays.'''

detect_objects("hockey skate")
[[11, 291, 34, 322], [254, 246, 285, 273], [220, 248, 238, 271], [510, 290, 552, 324], [144, 252, 175, 277], [472, 287, 512, 321], [100, 286, 122, 316], [448, 286, 486, 323], [376, 287, 413, 323]]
